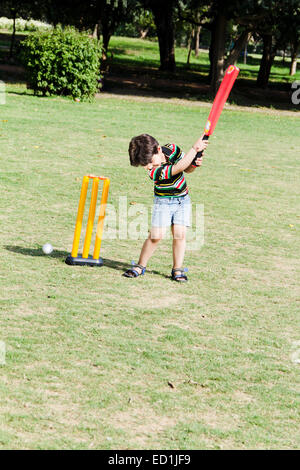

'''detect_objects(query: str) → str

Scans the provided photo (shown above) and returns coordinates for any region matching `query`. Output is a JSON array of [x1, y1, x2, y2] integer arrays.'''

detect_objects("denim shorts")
[[151, 194, 191, 227]]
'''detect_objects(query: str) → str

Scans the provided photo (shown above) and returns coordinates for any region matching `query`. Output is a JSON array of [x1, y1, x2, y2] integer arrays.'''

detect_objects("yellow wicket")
[[68, 175, 110, 265], [82, 177, 99, 258], [71, 175, 89, 258], [93, 178, 110, 259]]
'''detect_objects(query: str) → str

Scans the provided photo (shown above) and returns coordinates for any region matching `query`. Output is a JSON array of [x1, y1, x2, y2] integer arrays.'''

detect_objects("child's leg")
[[171, 224, 186, 270], [135, 227, 166, 273]]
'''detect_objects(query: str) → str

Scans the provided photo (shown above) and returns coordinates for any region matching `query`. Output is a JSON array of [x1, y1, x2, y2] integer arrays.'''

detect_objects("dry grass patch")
[[110, 407, 177, 448]]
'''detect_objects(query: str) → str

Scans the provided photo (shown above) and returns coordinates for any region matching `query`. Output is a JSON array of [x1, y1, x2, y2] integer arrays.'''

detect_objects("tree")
[[225, 27, 252, 68], [254, 1, 300, 86], [186, 26, 195, 67], [134, 9, 156, 39], [274, 0, 300, 76], [143, 0, 177, 72], [179, 1, 298, 91], [42, 0, 138, 67], [256, 34, 276, 87], [177, 1, 253, 91], [0, 0, 41, 60], [290, 37, 299, 76], [176, 1, 209, 66], [209, 0, 229, 92], [177, 0, 232, 92], [93, 0, 138, 64], [194, 11, 202, 57]]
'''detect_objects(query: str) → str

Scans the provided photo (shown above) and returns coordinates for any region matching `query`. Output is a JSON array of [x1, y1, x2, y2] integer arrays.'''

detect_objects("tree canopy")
[[1, 0, 299, 89]]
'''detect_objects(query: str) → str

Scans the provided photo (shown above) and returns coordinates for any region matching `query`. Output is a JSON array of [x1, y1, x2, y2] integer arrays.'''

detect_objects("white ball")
[[42, 243, 53, 255]]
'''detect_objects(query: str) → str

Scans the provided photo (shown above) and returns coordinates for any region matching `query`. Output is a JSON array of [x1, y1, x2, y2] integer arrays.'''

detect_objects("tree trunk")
[[102, 23, 111, 63], [243, 41, 247, 64], [257, 34, 275, 88], [187, 28, 195, 67], [225, 30, 251, 68], [150, 1, 176, 72], [9, 10, 16, 60], [195, 26, 201, 57], [92, 23, 98, 39], [290, 41, 298, 76], [208, 28, 215, 83], [140, 28, 149, 39], [195, 12, 201, 57], [99, 7, 115, 69], [210, 11, 227, 93]]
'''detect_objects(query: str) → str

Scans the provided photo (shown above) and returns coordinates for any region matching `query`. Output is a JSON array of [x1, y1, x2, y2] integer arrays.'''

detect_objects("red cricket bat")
[[192, 65, 240, 166]]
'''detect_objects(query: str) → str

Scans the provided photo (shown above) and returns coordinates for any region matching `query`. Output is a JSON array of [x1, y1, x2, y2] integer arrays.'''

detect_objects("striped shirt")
[[148, 143, 188, 198]]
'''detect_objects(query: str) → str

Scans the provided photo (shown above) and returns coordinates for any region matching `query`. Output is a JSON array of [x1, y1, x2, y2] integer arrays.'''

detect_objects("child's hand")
[[193, 156, 203, 167], [193, 134, 209, 153]]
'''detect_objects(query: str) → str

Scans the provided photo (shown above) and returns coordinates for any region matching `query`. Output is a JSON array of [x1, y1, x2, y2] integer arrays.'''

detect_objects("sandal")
[[171, 268, 188, 282], [123, 261, 146, 278]]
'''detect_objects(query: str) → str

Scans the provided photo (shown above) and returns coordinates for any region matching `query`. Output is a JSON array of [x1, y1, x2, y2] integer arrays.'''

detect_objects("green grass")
[[0, 83, 300, 449], [108, 36, 300, 85], [104, 36, 299, 110]]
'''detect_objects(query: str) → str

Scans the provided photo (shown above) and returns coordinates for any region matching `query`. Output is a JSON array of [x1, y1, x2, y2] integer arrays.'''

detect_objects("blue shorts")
[[151, 194, 191, 227]]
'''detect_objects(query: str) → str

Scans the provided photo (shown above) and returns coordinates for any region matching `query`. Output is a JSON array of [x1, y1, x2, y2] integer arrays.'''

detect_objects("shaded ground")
[[0, 63, 25, 83], [103, 67, 298, 111], [97, 91, 299, 117], [1, 61, 298, 113]]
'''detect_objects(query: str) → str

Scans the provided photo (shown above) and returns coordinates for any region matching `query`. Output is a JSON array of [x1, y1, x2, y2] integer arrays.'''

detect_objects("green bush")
[[21, 26, 101, 99]]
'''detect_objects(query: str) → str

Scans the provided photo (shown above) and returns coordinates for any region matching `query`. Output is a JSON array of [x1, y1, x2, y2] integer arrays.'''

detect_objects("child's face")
[[144, 146, 166, 171]]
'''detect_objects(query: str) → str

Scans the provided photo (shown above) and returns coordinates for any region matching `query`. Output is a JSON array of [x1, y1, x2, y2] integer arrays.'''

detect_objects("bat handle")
[[191, 134, 209, 167]]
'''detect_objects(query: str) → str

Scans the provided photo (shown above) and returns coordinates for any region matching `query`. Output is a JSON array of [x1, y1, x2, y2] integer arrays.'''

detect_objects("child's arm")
[[172, 135, 208, 176], [184, 156, 203, 173]]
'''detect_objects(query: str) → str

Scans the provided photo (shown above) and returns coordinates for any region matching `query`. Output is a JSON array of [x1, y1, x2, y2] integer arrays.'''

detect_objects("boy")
[[123, 133, 208, 282]]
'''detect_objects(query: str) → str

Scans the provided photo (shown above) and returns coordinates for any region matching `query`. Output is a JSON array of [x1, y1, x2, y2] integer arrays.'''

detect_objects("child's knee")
[[149, 227, 165, 242], [172, 225, 186, 240]]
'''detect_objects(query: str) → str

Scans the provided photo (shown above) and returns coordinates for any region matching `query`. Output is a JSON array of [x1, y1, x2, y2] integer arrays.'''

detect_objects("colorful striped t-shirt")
[[148, 143, 188, 198]]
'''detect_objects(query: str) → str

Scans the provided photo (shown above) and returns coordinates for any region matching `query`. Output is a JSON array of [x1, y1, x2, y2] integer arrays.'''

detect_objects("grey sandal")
[[123, 261, 146, 278], [171, 268, 188, 282]]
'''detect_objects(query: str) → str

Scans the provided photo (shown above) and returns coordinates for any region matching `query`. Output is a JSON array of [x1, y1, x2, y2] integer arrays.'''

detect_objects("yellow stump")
[[93, 178, 110, 259], [66, 175, 110, 266], [71, 175, 89, 258], [82, 177, 99, 259]]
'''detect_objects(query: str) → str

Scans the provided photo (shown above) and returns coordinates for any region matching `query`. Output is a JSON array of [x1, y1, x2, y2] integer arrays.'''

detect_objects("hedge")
[[21, 26, 102, 99]]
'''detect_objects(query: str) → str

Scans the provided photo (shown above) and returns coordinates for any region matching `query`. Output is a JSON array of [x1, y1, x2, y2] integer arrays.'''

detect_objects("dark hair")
[[128, 134, 159, 167]]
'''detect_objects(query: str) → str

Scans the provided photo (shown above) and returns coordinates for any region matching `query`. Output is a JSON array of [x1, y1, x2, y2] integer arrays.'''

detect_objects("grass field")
[[105, 37, 300, 111], [108, 36, 300, 86], [0, 80, 300, 449]]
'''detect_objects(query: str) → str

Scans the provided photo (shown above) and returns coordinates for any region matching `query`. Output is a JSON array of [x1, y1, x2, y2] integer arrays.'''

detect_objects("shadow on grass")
[[4, 245, 167, 277], [103, 257, 167, 278], [0, 63, 26, 84], [103, 75, 298, 111], [5, 245, 69, 259], [6, 89, 61, 99], [101, 55, 299, 111], [242, 55, 289, 70]]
